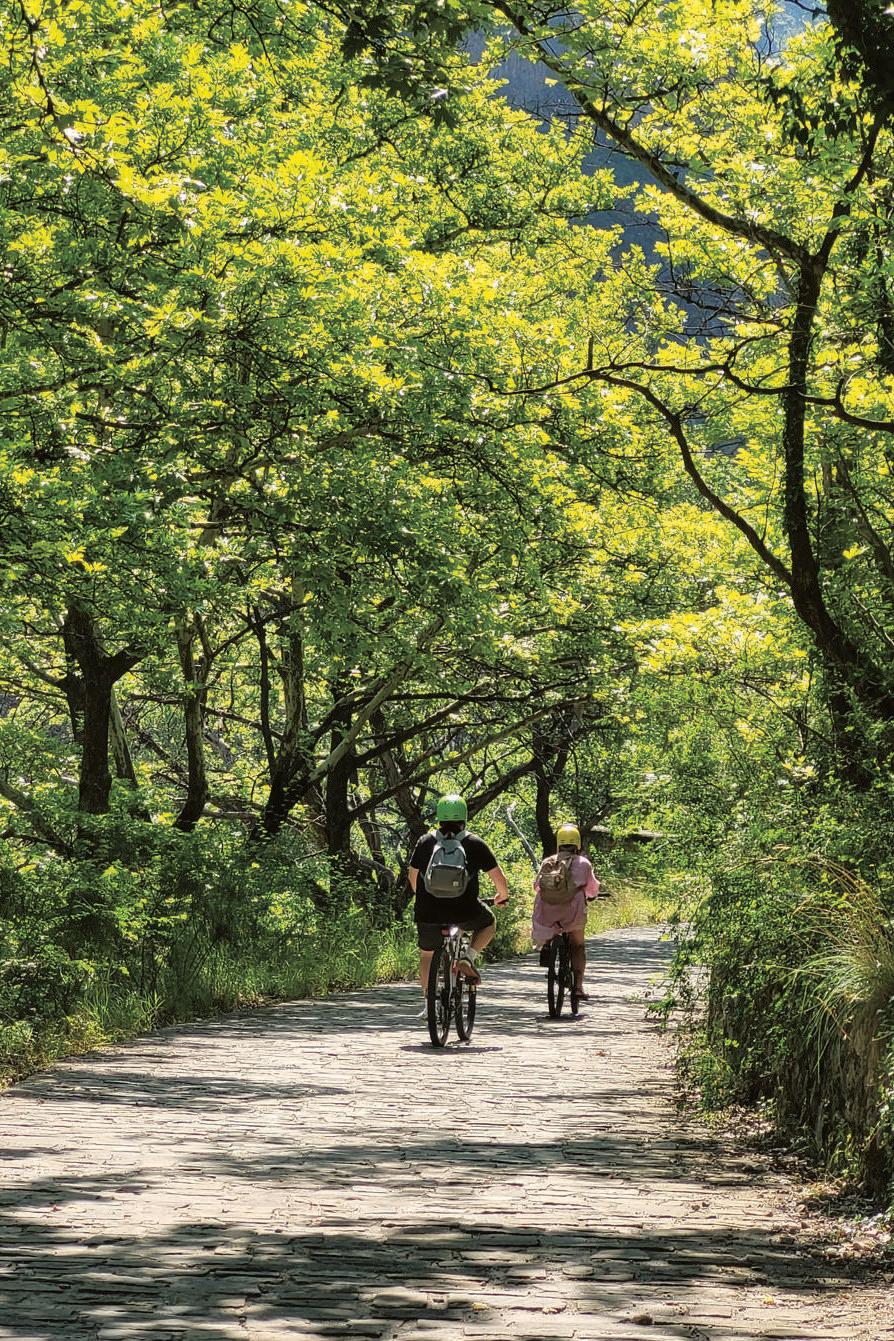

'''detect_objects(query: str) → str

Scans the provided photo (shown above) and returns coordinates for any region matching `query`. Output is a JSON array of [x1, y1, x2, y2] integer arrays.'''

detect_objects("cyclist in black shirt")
[[408, 793, 510, 992]]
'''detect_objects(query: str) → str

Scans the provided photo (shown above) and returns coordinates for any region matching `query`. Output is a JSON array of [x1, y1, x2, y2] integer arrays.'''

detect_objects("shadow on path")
[[0, 1211, 841, 1340]]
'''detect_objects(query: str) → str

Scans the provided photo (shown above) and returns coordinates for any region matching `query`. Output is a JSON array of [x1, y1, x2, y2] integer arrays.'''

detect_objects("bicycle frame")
[[444, 924, 467, 961]]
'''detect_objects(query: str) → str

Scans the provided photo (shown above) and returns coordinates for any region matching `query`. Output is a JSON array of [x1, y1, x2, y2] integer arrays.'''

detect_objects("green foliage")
[[0, 817, 418, 1084], [665, 828, 894, 1198], [826, 0, 894, 114], [589, 875, 667, 935]]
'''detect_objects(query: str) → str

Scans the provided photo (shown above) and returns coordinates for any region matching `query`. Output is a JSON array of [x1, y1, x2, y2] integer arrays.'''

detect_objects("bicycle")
[[426, 920, 479, 1047], [425, 895, 507, 1048], [545, 931, 579, 1019]]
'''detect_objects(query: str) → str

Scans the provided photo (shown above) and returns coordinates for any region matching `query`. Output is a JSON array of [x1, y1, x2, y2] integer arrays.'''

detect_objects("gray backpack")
[[423, 830, 470, 899]]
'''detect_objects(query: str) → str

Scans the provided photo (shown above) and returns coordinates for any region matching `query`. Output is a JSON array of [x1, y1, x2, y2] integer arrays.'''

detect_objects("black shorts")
[[416, 902, 495, 951]]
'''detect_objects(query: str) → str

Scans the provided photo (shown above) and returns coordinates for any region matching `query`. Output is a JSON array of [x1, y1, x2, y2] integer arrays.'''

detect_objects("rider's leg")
[[470, 920, 495, 953], [465, 901, 496, 954], [568, 927, 587, 993], [457, 906, 495, 983], [419, 949, 434, 992]]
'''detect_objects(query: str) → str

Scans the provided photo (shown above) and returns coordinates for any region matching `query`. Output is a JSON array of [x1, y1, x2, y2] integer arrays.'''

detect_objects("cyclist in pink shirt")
[[532, 823, 600, 1000]]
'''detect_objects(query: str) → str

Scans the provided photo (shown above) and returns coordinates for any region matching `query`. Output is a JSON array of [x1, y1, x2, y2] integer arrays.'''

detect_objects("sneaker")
[[455, 956, 481, 985], [538, 945, 550, 967]]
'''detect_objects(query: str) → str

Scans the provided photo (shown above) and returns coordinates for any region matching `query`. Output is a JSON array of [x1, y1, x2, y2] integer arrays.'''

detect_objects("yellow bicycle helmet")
[[556, 822, 581, 849]]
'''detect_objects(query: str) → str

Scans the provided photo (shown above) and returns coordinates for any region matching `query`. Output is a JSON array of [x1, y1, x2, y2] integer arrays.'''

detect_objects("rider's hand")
[[494, 893, 510, 907]]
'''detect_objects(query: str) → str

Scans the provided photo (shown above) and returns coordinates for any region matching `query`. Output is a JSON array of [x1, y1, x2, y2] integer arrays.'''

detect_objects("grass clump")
[[588, 874, 665, 933], [0, 909, 420, 1088]]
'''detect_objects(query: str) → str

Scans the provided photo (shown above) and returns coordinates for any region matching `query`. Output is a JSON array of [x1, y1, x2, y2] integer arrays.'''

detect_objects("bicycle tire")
[[455, 972, 477, 1041], [547, 936, 565, 1018], [427, 940, 452, 1047]]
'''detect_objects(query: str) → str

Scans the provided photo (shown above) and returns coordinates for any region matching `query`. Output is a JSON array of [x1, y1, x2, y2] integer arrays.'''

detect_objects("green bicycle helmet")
[[436, 793, 468, 823]]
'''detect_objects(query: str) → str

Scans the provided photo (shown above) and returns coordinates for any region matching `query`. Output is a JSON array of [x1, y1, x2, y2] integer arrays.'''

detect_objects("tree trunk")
[[174, 616, 209, 832], [262, 581, 311, 836], [60, 616, 85, 745], [108, 686, 150, 819], [532, 716, 576, 855], [63, 603, 141, 817], [79, 677, 113, 814], [369, 708, 428, 842], [324, 680, 353, 856], [533, 746, 554, 857], [782, 265, 894, 726]]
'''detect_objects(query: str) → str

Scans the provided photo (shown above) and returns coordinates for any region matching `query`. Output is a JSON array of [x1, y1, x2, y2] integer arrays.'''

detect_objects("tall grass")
[[0, 910, 420, 1087], [790, 861, 894, 1183], [800, 860, 894, 1034], [588, 875, 666, 933]]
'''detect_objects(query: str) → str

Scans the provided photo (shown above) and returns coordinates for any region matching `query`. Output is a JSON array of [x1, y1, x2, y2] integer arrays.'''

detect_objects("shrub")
[[670, 840, 894, 1197]]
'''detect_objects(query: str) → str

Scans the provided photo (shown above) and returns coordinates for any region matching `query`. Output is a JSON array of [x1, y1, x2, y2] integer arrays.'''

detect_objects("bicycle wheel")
[[562, 934, 583, 1016], [455, 970, 477, 1041], [547, 936, 565, 1018], [427, 941, 452, 1047]]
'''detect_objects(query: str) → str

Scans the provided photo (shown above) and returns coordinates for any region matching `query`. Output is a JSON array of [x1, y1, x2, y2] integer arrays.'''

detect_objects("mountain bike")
[[545, 931, 579, 1018], [426, 921, 479, 1047], [427, 897, 504, 1052]]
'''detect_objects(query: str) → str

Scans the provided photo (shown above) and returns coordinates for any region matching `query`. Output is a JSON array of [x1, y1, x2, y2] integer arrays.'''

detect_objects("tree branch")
[[0, 775, 72, 854], [496, 1, 810, 266]]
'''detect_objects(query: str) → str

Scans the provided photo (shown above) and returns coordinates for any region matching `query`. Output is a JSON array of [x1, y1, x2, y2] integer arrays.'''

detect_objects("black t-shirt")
[[409, 830, 498, 923]]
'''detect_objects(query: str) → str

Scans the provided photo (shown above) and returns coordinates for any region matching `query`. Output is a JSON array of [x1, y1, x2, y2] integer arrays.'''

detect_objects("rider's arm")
[[581, 852, 600, 895], [485, 865, 510, 906], [407, 867, 418, 893]]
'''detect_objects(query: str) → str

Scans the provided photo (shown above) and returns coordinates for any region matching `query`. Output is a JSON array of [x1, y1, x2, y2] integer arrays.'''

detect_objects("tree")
[[0, 0, 649, 883], [345, 1, 894, 769], [827, 0, 894, 114]]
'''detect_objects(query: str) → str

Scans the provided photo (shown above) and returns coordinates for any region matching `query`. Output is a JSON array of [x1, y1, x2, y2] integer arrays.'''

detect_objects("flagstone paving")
[[1, 926, 891, 1340]]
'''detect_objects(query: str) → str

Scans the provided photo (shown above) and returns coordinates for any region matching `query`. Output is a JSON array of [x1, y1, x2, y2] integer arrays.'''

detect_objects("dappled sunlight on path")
[[1, 928, 888, 1340]]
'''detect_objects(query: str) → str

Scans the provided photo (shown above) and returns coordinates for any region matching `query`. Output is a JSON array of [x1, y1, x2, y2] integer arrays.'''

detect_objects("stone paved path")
[[1, 926, 890, 1341]]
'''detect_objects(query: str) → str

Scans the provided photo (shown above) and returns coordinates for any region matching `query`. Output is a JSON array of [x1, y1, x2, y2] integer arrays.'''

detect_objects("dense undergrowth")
[[0, 815, 662, 1088], [660, 789, 894, 1210]]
